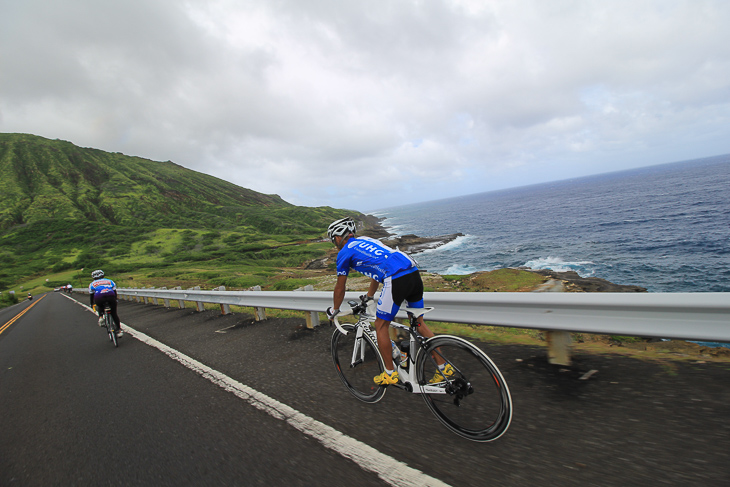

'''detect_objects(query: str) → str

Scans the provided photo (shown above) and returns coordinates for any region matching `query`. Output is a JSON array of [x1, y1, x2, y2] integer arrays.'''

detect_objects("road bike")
[[331, 296, 512, 442], [102, 305, 120, 348]]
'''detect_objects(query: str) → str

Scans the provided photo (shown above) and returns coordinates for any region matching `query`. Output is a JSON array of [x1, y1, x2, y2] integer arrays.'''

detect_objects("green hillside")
[[0, 133, 360, 297], [0, 133, 327, 231]]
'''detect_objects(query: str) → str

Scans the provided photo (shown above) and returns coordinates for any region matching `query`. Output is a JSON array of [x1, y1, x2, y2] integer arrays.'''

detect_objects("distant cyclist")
[[325, 217, 451, 386], [89, 270, 122, 337]]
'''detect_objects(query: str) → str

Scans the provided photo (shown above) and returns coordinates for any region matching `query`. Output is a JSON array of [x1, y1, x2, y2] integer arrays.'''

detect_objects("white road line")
[[63, 294, 450, 487], [214, 324, 238, 333]]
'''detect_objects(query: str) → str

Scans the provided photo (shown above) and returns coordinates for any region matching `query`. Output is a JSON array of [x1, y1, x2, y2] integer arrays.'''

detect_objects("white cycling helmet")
[[91, 269, 105, 279], [327, 217, 357, 243]]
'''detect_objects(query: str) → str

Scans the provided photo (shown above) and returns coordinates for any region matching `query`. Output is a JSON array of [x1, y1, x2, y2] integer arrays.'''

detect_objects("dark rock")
[[527, 269, 647, 293], [303, 257, 329, 270], [357, 214, 392, 239]]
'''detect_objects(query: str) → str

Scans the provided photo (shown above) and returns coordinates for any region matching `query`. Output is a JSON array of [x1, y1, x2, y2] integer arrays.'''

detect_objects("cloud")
[[2, 0, 729, 211]]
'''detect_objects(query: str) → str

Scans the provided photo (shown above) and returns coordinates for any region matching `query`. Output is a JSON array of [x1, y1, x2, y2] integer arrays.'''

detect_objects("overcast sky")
[[2, 1, 729, 211]]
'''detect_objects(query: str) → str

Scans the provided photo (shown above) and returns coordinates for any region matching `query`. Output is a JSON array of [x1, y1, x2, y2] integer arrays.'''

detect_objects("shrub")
[[0, 292, 18, 308], [51, 261, 75, 273], [143, 244, 162, 255], [73, 251, 107, 270]]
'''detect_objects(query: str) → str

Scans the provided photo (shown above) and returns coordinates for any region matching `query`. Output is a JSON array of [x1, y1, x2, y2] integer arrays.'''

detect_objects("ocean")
[[374, 154, 730, 294]]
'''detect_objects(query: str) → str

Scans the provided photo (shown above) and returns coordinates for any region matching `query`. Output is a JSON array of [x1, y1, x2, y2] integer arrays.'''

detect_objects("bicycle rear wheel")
[[106, 313, 118, 348], [416, 335, 512, 442], [331, 324, 386, 403]]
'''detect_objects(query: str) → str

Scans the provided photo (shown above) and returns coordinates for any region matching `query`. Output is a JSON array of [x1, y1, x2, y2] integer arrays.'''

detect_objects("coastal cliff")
[[359, 215, 465, 254]]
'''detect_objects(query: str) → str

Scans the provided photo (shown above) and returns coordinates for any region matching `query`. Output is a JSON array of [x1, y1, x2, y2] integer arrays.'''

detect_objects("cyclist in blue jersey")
[[89, 269, 122, 337], [325, 218, 452, 386]]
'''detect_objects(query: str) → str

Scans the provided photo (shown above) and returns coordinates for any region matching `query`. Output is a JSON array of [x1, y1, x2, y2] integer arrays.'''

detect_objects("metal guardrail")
[[77, 287, 730, 343]]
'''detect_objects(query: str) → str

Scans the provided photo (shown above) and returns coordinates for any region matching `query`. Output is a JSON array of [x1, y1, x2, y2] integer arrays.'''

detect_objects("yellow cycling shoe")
[[429, 363, 455, 383], [374, 370, 399, 385]]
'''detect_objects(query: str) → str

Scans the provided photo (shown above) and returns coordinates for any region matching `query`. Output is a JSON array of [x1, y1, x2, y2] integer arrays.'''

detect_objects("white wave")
[[443, 263, 479, 275], [523, 256, 596, 277], [381, 223, 408, 236], [417, 234, 472, 254]]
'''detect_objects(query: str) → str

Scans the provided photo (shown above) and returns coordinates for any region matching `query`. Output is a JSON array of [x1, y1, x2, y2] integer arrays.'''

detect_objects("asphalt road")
[[2, 292, 729, 486]]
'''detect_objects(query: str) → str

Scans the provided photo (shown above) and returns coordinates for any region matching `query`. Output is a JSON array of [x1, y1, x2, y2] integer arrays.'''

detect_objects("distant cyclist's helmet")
[[327, 217, 357, 243], [91, 269, 105, 279]]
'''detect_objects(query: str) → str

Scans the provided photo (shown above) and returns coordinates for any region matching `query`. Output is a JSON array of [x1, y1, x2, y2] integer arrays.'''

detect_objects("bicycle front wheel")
[[416, 335, 512, 442], [331, 325, 386, 403]]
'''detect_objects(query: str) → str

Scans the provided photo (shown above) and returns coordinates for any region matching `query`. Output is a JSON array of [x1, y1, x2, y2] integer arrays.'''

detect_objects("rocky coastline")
[[359, 213, 464, 254], [358, 214, 646, 293]]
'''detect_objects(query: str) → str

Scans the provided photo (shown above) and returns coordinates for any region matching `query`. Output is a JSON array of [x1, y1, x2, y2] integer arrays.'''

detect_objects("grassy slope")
[[0, 133, 357, 294]]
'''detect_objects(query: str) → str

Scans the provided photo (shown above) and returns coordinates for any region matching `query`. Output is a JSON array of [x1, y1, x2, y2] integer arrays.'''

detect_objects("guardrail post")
[[534, 279, 572, 366], [147, 287, 157, 305], [215, 286, 231, 315], [302, 285, 320, 329], [192, 286, 205, 312], [137, 288, 144, 304], [253, 286, 267, 321], [546, 331, 572, 366], [160, 287, 171, 307], [174, 286, 185, 308]]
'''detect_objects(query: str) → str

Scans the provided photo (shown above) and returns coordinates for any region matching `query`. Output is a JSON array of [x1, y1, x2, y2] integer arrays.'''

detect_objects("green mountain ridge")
[[0, 133, 357, 296], [1, 133, 301, 230]]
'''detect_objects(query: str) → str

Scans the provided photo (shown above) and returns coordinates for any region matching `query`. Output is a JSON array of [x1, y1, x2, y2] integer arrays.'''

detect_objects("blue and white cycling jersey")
[[336, 236, 417, 282], [89, 278, 117, 299]]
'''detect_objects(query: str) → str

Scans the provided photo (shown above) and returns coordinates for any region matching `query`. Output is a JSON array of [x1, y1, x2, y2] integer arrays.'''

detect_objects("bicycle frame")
[[332, 297, 513, 442], [335, 304, 446, 395]]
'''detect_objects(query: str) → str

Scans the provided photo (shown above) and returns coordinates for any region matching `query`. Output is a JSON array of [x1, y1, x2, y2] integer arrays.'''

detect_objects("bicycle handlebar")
[[331, 308, 353, 335]]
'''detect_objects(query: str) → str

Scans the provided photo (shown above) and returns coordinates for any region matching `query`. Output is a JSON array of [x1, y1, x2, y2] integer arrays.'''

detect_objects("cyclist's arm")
[[366, 278, 379, 299], [333, 275, 348, 311]]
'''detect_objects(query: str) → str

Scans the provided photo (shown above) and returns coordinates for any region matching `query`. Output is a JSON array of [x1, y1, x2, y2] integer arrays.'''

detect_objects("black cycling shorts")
[[377, 270, 424, 321]]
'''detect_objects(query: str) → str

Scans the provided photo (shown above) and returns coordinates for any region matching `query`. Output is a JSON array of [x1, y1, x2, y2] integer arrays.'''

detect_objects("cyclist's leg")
[[107, 299, 121, 329], [415, 316, 434, 338], [373, 317, 394, 370], [413, 316, 447, 368], [93, 296, 105, 318], [375, 277, 400, 371], [402, 271, 445, 365]]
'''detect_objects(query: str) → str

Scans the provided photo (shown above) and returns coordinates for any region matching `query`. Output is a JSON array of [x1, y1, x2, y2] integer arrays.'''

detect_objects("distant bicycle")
[[331, 296, 513, 442], [101, 305, 120, 348]]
